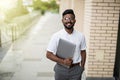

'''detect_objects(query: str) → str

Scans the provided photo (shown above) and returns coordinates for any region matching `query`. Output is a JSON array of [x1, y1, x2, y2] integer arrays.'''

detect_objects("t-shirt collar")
[[63, 28, 75, 35]]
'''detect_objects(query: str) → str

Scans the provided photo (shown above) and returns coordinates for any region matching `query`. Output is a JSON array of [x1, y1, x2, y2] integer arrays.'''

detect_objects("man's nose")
[[66, 18, 71, 22]]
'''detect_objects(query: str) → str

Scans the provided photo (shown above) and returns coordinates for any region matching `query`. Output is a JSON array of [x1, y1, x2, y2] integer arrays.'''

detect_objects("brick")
[[105, 56, 115, 60], [95, 30, 106, 33], [89, 56, 94, 59], [90, 37, 95, 40], [108, 17, 119, 20], [92, 3, 98, 6], [104, 54, 113, 58], [101, 27, 112, 30], [91, 17, 96, 20], [111, 40, 117, 44], [92, 10, 97, 13], [97, 10, 108, 13], [102, 20, 113, 24], [98, 72, 108, 75], [93, 68, 103, 71], [104, 0, 115, 2], [94, 43, 106, 46], [89, 50, 94, 53], [115, 6, 120, 10], [114, 21, 118, 24], [89, 46, 100, 49], [96, 17, 107, 20], [102, 74, 112, 77], [92, 20, 102, 23], [92, 6, 103, 10], [112, 34, 117, 37], [102, 13, 114, 17], [112, 27, 118, 30], [103, 59, 110, 63], [106, 31, 117, 34], [88, 71, 98, 74], [100, 46, 110, 50], [95, 37, 105, 40], [91, 23, 96, 27], [90, 30, 95, 34], [93, 62, 103, 65], [109, 10, 119, 14], [109, 59, 115, 63], [87, 74, 94, 77], [105, 43, 116, 47], [110, 46, 116, 50], [108, 23, 118, 27], [114, 14, 119, 17], [101, 34, 111, 37], [103, 6, 114, 10], [90, 40, 100, 43], [104, 68, 113, 71], [109, 65, 114, 69], [91, 33, 101, 36], [109, 3, 120, 7], [93, 13, 103, 16], [88, 65, 98, 69], [98, 3, 109, 6], [88, 59, 96, 62], [100, 40, 111, 43], [116, 0, 120, 3], [92, 0, 103, 2], [104, 62, 114, 66]]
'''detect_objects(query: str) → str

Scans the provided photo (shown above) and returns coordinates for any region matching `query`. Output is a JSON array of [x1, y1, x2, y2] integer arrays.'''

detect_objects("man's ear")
[[62, 19, 63, 23], [74, 19, 76, 23]]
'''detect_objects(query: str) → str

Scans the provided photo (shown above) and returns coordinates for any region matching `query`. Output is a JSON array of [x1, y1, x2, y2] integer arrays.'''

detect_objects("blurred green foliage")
[[32, 0, 59, 14], [3, 0, 59, 22], [4, 0, 29, 22]]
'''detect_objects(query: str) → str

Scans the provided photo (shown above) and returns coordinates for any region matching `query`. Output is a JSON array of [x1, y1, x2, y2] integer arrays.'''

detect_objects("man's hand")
[[63, 58, 73, 66]]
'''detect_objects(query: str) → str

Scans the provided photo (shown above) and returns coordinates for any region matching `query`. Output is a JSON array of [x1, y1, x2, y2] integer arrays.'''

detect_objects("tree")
[[32, 0, 59, 14], [5, 0, 29, 22]]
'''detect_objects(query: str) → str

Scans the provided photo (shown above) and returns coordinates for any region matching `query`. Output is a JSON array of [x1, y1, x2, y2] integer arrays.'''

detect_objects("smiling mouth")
[[67, 24, 71, 26], [66, 23, 72, 26]]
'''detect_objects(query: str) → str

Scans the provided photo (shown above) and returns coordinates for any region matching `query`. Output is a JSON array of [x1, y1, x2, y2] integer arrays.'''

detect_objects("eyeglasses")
[[63, 17, 75, 21]]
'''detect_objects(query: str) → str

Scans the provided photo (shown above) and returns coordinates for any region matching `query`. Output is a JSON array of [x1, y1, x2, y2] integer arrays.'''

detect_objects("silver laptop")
[[56, 38, 76, 59], [56, 39, 76, 68]]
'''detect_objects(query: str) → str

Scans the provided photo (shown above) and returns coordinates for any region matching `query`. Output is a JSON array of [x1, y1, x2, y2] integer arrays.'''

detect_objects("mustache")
[[66, 22, 72, 24]]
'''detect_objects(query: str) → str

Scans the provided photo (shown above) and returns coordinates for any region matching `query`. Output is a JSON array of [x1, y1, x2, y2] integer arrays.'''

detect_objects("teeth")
[[67, 23, 71, 25]]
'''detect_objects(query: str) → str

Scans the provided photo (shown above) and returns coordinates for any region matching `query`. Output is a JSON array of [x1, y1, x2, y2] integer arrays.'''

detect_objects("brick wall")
[[84, 0, 120, 77]]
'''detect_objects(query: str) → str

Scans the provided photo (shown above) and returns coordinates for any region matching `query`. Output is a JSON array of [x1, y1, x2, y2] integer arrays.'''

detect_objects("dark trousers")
[[54, 64, 84, 80]]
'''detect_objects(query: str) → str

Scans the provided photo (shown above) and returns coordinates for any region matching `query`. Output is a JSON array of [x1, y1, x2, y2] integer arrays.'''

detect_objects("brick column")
[[84, 0, 120, 79]]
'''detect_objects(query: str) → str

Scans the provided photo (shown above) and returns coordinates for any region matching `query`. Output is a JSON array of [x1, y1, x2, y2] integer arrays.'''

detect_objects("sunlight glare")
[[0, 0, 16, 10]]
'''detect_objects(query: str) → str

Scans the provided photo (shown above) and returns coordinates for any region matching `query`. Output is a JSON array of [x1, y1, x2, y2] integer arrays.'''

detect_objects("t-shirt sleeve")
[[80, 34, 87, 50], [47, 35, 58, 55]]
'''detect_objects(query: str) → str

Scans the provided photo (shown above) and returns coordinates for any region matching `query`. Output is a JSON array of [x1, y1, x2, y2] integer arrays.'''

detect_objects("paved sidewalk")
[[0, 12, 63, 80]]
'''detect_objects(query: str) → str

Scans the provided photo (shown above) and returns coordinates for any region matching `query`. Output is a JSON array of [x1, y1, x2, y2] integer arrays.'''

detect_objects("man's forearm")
[[81, 50, 86, 68], [46, 51, 64, 64], [46, 51, 73, 66]]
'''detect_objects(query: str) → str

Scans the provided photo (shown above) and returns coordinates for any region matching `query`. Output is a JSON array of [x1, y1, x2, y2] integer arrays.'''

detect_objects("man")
[[46, 9, 86, 80]]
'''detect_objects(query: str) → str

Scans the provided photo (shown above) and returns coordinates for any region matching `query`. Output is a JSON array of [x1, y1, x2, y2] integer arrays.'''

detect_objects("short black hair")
[[62, 9, 75, 18]]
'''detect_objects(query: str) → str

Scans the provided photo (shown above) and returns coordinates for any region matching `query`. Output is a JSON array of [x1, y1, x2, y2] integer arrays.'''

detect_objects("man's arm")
[[81, 50, 86, 69], [46, 51, 72, 66]]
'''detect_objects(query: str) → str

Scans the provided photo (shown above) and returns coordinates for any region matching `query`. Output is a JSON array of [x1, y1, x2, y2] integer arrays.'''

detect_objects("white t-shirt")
[[47, 29, 86, 63]]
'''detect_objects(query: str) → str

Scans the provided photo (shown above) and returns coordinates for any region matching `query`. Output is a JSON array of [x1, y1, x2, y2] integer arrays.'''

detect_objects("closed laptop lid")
[[56, 38, 76, 59]]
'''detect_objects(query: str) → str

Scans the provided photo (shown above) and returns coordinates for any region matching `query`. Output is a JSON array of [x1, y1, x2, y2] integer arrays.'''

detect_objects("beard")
[[64, 22, 74, 30]]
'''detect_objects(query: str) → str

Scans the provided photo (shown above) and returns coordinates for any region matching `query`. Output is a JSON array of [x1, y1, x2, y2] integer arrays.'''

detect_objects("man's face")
[[62, 14, 76, 30]]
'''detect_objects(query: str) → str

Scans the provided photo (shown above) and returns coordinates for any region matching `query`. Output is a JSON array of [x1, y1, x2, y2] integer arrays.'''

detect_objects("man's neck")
[[65, 28, 74, 34]]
